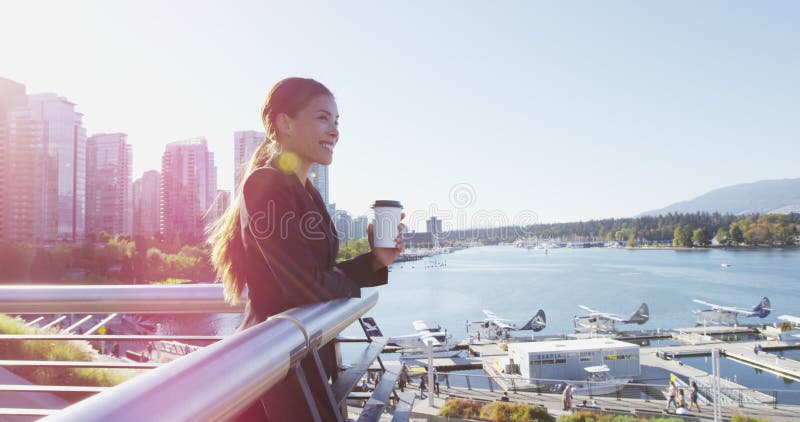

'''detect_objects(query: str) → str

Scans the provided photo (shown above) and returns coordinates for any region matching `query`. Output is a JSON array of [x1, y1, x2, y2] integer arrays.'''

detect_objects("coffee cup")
[[371, 200, 403, 248]]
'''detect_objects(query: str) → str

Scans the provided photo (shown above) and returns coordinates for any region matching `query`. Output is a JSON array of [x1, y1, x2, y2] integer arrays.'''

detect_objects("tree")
[[729, 224, 744, 245], [0, 243, 33, 282], [714, 228, 728, 246], [626, 230, 637, 247], [672, 226, 682, 247], [692, 228, 710, 247]]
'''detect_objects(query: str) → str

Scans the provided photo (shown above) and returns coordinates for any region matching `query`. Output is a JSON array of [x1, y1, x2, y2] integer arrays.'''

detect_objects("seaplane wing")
[[578, 305, 623, 321], [419, 331, 443, 347], [578, 305, 600, 314], [482, 309, 499, 319], [778, 315, 800, 325], [412, 320, 430, 332], [693, 297, 771, 318]]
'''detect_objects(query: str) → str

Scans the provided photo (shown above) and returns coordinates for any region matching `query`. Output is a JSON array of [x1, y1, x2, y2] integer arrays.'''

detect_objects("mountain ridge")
[[637, 178, 800, 217]]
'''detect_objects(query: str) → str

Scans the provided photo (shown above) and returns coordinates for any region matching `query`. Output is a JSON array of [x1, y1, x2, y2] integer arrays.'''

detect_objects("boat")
[[568, 365, 630, 396], [721, 262, 732, 268]]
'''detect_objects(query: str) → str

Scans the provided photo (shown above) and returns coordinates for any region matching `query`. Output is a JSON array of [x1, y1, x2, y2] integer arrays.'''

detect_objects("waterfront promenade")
[[403, 384, 800, 421]]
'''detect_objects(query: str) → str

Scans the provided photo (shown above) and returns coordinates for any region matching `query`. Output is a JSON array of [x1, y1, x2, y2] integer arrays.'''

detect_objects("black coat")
[[236, 158, 388, 421]]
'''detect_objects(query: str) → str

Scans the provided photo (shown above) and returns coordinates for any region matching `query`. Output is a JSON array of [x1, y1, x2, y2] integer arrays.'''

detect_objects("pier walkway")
[[405, 384, 800, 421]]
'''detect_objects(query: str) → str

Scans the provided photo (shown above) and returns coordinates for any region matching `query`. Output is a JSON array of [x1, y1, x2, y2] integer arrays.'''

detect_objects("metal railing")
[[0, 284, 244, 314], [0, 284, 381, 421]]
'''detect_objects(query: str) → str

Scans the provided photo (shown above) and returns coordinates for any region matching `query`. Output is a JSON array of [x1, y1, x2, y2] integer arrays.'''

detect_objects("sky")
[[2, 1, 798, 232]]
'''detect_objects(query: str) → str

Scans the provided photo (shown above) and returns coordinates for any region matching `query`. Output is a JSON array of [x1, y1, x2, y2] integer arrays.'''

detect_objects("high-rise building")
[[426, 216, 442, 234], [0, 83, 86, 244], [333, 210, 353, 243], [427, 216, 443, 248], [233, 130, 264, 190], [86, 133, 132, 236], [352, 215, 369, 240], [213, 189, 230, 221], [133, 170, 160, 238], [161, 138, 217, 242], [0, 77, 31, 243], [309, 163, 330, 205], [27, 93, 87, 242]]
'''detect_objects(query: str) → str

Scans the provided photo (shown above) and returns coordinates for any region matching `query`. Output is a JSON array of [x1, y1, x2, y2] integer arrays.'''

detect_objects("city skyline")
[[2, 1, 799, 229]]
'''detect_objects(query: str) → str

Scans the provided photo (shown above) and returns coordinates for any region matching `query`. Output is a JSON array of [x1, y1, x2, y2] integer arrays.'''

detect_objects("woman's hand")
[[368, 213, 405, 269]]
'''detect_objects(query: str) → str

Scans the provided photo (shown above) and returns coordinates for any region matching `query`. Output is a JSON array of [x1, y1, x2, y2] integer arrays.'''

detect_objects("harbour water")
[[345, 245, 800, 340]]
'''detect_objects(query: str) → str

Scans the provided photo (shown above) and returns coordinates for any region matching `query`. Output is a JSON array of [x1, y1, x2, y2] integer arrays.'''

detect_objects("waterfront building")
[[507, 338, 640, 381], [86, 133, 132, 236], [161, 138, 217, 242], [0, 77, 36, 243], [133, 170, 160, 238], [426, 216, 442, 234], [333, 210, 353, 242], [0, 84, 87, 243], [213, 189, 230, 221], [233, 130, 264, 190], [309, 163, 329, 205], [352, 215, 368, 240], [427, 216, 443, 248]]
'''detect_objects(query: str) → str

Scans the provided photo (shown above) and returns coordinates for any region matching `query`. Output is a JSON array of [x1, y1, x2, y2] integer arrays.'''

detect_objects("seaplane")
[[693, 297, 771, 326], [468, 309, 547, 340], [360, 317, 460, 358], [775, 315, 800, 340], [573, 303, 649, 333]]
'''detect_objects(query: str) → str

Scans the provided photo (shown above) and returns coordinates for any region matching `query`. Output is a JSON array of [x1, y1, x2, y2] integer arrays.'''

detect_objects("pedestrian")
[[665, 380, 677, 412], [419, 376, 427, 399], [500, 392, 510, 402], [208, 77, 405, 422], [398, 374, 406, 392], [678, 388, 688, 409], [112, 342, 120, 358], [688, 380, 701, 413], [434, 373, 440, 396], [562, 384, 573, 410], [754, 344, 759, 355], [145, 341, 154, 360]]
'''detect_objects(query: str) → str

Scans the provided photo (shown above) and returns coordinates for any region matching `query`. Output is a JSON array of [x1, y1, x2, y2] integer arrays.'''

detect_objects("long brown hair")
[[208, 77, 333, 304]]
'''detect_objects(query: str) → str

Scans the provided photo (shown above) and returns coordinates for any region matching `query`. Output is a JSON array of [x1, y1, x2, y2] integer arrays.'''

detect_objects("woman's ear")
[[276, 112, 294, 138]]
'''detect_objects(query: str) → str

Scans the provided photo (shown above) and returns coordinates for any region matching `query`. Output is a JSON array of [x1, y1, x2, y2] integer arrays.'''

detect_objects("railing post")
[[511, 378, 517, 394], [773, 390, 778, 409], [466, 375, 471, 390], [536, 379, 541, 396], [445, 374, 450, 389]]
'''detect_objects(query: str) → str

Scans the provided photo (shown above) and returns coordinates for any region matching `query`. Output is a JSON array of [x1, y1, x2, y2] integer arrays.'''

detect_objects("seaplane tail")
[[360, 317, 384, 338], [752, 297, 771, 318], [519, 309, 547, 332], [625, 303, 650, 325]]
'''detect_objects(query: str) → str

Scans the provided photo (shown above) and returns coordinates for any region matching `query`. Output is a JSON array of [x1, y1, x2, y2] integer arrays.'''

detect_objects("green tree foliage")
[[0, 243, 33, 282], [714, 227, 729, 245], [692, 227, 711, 247], [337, 238, 371, 261], [730, 224, 745, 244]]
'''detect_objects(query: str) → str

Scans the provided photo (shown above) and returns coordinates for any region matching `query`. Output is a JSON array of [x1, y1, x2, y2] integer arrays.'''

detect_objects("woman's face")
[[280, 94, 339, 166]]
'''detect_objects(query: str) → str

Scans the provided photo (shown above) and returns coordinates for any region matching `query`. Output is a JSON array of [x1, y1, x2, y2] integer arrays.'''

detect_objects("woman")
[[688, 380, 701, 413], [209, 77, 404, 421], [562, 384, 573, 410]]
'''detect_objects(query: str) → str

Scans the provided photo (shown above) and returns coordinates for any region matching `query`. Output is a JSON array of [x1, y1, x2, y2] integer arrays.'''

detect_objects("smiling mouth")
[[320, 141, 335, 153]]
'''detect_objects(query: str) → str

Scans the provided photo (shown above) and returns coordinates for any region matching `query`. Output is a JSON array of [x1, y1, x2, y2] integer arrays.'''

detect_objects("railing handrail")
[[40, 292, 379, 421], [0, 284, 243, 314]]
